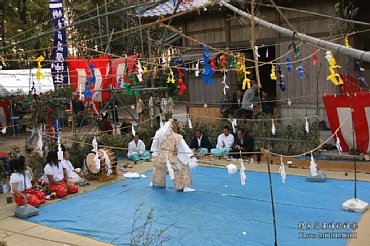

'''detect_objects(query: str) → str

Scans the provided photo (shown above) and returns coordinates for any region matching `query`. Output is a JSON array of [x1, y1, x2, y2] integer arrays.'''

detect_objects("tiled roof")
[[138, 0, 200, 18]]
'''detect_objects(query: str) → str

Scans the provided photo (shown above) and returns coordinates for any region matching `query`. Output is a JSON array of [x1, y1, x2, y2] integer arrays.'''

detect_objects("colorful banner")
[[110, 55, 138, 88], [0, 100, 10, 129], [68, 56, 111, 102], [49, 0, 68, 85], [323, 93, 370, 153]]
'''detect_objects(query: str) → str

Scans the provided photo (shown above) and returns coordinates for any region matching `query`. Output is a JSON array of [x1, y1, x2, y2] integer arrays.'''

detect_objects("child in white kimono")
[[61, 150, 84, 184]]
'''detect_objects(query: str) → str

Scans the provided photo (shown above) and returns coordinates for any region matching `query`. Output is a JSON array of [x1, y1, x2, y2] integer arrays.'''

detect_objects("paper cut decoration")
[[313, 48, 318, 66], [277, 64, 286, 91], [240, 65, 251, 90], [279, 156, 286, 184], [285, 55, 292, 73], [254, 46, 260, 60], [201, 46, 215, 85], [221, 71, 230, 95], [310, 153, 318, 177], [188, 115, 193, 129], [297, 61, 304, 80], [325, 51, 343, 85], [167, 67, 175, 84], [84, 81, 93, 100], [344, 36, 351, 48], [88, 60, 96, 84], [36, 56, 45, 81], [305, 117, 309, 133], [270, 64, 277, 80]]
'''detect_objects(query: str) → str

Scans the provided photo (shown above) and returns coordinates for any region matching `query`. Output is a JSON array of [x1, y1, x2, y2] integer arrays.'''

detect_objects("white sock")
[[183, 187, 195, 192]]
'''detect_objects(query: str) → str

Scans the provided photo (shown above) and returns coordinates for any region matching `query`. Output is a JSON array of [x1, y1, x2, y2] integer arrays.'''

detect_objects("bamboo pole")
[[249, 0, 262, 105], [220, 1, 370, 63]]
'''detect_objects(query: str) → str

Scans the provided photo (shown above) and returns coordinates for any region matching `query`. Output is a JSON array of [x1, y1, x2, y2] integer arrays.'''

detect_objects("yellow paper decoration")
[[344, 36, 351, 48], [153, 65, 158, 79], [240, 64, 251, 90], [326, 51, 343, 85], [167, 67, 175, 84], [36, 55, 45, 81], [143, 66, 148, 74], [270, 64, 277, 80]]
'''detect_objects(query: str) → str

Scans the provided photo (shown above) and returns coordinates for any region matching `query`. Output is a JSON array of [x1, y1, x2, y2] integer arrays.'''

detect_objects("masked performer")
[[150, 120, 197, 192]]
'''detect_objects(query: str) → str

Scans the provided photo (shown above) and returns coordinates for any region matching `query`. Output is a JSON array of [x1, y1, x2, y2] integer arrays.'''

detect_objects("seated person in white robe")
[[127, 133, 151, 162], [150, 120, 197, 192], [211, 125, 235, 157], [61, 150, 84, 184]]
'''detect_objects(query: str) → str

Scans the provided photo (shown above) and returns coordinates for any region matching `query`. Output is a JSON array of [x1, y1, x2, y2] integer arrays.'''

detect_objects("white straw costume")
[[150, 120, 197, 191]]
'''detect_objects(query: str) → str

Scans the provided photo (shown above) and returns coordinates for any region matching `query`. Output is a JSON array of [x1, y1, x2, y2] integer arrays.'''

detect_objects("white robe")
[[128, 140, 146, 157], [216, 133, 235, 148]]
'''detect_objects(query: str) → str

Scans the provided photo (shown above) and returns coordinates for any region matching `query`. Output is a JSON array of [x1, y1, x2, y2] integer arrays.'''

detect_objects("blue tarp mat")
[[28, 167, 370, 246]]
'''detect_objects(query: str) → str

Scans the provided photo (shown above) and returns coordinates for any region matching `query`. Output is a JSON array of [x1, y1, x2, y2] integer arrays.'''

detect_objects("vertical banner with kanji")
[[49, 0, 69, 85]]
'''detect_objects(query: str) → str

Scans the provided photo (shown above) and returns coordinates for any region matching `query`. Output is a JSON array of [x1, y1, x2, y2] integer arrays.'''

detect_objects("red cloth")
[[49, 180, 78, 197], [68, 56, 111, 102], [111, 55, 138, 88], [25, 189, 46, 203], [0, 99, 10, 129], [323, 93, 370, 153], [13, 189, 44, 208], [341, 74, 363, 94]]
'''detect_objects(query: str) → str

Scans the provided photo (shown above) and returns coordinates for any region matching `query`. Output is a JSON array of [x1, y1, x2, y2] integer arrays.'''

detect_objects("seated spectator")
[[189, 129, 212, 155], [211, 126, 235, 157], [127, 133, 151, 162], [261, 91, 273, 115], [9, 157, 45, 208], [140, 108, 151, 126], [100, 111, 113, 135], [220, 92, 231, 118], [61, 148, 84, 184], [120, 118, 132, 134], [231, 89, 243, 114], [136, 96, 145, 122], [230, 129, 255, 158], [43, 151, 78, 197], [234, 81, 258, 119]]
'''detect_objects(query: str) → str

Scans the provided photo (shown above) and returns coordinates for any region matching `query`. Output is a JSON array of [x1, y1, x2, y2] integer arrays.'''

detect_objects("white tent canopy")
[[0, 68, 54, 95]]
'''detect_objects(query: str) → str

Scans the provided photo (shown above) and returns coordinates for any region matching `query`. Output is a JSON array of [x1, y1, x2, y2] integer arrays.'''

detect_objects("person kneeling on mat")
[[9, 158, 45, 208], [43, 151, 78, 197], [127, 133, 151, 163], [60, 148, 85, 184]]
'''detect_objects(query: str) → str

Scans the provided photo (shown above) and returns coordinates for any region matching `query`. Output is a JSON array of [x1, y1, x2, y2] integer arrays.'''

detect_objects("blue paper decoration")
[[277, 64, 286, 91], [285, 55, 292, 73], [297, 61, 304, 80], [201, 45, 215, 85], [84, 81, 92, 100], [89, 61, 96, 84]]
